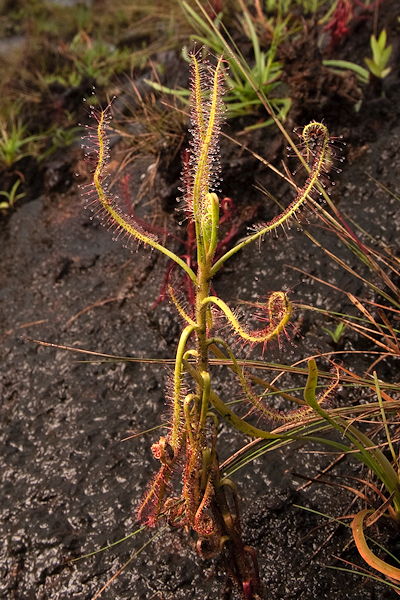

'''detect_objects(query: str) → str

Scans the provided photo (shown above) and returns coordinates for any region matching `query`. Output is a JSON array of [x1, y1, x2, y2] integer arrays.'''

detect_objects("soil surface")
[[1, 4, 400, 600]]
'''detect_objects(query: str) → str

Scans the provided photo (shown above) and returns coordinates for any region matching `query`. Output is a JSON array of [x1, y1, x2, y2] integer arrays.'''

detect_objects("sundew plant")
[[84, 53, 339, 599]]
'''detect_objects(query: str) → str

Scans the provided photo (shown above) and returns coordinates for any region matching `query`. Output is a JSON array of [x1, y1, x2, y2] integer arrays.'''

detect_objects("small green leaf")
[[323, 59, 369, 84], [321, 322, 346, 344]]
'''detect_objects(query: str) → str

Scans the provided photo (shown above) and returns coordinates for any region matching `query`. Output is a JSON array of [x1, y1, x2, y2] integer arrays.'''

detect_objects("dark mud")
[[1, 9, 400, 600]]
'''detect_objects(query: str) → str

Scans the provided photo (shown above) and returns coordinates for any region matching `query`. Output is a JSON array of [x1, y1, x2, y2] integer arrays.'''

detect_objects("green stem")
[[209, 388, 351, 451], [199, 371, 211, 432], [171, 325, 198, 449]]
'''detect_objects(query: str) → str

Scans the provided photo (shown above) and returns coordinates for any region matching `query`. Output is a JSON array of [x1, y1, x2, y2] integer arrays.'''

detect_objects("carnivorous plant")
[[85, 52, 339, 598]]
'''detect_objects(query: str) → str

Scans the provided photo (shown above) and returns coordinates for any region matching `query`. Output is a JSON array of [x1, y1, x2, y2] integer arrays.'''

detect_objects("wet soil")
[[1, 5, 400, 600]]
